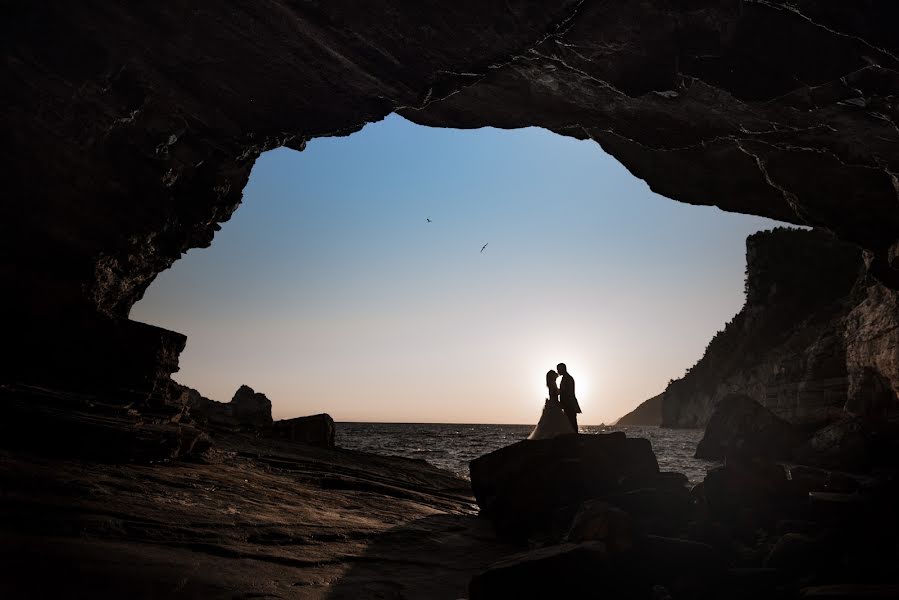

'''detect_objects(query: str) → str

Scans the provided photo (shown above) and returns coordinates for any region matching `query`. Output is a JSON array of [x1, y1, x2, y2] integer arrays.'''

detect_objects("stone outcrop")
[[3, 3, 899, 419], [1, 383, 211, 463], [469, 431, 899, 599], [272, 413, 336, 448], [662, 228, 899, 429], [469, 432, 675, 541], [1, 425, 515, 599], [694, 393, 806, 461], [183, 384, 273, 432]]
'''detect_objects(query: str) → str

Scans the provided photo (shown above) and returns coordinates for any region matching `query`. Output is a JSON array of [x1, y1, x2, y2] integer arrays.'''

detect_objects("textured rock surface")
[[695, 393, 806, 461], [3, 2, 899, 413], [1, 384, 212, 463], [0, 430, 515, 599], [661, 228, 899, 428], [183, 384, 274, 431], [272, 413, 336, 448]]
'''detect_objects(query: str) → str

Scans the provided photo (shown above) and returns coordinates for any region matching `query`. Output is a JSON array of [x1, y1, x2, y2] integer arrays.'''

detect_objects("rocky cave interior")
[[2, 2, 899, 598]]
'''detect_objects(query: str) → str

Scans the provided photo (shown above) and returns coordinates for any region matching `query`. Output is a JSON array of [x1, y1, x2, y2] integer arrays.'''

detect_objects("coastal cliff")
[[615, 393, 664, 427], [660, 228, 898, 429]]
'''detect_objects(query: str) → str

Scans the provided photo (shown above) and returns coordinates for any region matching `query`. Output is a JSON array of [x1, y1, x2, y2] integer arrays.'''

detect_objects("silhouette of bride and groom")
[[528, 362, 582, 440]]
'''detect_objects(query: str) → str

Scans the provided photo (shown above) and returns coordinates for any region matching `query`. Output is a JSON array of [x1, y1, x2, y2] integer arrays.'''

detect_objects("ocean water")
[[337, 423, 717, 484]]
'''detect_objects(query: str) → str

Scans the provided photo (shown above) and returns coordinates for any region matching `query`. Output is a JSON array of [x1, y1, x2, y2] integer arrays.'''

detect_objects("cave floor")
[[0, 433, 515, 599]]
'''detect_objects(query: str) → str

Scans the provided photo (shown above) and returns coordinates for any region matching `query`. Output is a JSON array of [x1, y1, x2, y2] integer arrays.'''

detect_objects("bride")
[[528, 369, 576, 440]]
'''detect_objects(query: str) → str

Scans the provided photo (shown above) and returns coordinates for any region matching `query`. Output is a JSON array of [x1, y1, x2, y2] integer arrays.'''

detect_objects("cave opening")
[[130, 114, 786, 426]]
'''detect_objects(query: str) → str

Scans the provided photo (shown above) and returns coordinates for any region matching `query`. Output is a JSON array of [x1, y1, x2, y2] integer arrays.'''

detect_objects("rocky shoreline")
[[0, 388, 515, 599], [467, 426, 899, 599], [3, 382, 897, 599]]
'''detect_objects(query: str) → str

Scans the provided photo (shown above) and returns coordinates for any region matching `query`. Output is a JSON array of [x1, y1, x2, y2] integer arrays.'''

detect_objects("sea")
[[337, 423, 717, 484]]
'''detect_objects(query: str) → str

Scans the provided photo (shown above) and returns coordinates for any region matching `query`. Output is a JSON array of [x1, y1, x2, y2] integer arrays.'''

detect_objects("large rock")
[[185, 384, 273, 431], [793, 417, 871, 471], [697, 461, 803, 535], [565, 500, 634, 551], [469, 542, 609, 600], [272, 413, 336, 448], [695, 393, 806, 461], [469, 432, 660, 541]]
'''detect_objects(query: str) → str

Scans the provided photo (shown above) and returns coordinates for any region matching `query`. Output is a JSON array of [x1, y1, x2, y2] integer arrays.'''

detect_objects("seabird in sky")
[[480, 243, 488, 253]]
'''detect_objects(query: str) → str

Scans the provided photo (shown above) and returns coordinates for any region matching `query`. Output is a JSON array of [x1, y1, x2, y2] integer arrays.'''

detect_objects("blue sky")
[[132, 114, 784, 424]]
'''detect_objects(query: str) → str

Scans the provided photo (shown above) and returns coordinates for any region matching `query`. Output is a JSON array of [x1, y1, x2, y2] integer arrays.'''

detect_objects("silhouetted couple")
[[527, 363, 582, 440]]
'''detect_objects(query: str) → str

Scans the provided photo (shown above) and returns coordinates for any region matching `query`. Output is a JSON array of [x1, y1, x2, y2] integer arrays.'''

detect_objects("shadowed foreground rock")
[[0, 421, 516, 599], [468, 430, 899, 599], [695, 393, 807, 461], [470, 432, 666, 541]]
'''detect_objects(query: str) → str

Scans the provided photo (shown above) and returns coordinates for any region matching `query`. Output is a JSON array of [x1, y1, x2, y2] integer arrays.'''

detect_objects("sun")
[[528, 349, 596, 416]]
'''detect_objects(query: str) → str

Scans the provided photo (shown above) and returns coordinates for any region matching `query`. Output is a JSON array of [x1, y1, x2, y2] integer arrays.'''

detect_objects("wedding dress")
[[528, 398, 576, 440]]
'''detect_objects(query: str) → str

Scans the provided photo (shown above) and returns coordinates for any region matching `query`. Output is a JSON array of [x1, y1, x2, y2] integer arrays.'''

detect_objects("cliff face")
[[616, 393, 664, 427], [3, 3, 898, 412], [661, 228, 898, 428]]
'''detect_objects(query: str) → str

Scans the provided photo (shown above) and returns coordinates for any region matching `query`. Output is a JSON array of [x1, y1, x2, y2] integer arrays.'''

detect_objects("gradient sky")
[[131, 114, 784, 424]]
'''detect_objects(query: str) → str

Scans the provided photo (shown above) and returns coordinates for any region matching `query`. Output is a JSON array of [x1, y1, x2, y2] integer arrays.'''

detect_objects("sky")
[[131, 113, 785, 425]]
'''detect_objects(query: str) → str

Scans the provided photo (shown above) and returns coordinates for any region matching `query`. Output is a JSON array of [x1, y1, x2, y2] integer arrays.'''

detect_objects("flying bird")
[[426, 218, 431, 223], [480, 243, 488, 253]]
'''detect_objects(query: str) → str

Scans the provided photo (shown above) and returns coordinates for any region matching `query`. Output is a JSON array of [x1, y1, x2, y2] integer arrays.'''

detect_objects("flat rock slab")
[[0, 432, 517, 599]]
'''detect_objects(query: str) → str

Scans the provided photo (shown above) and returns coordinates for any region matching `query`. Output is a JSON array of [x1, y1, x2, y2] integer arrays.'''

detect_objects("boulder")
[[793, 417, 871, 471], [272, 413, 336, 448], [565, 500, 634, 552], [602, 487, 691, 537], [701, 462, 803, 534], [763, 533, 819, 573], [468, 542, 608, 600], [634, 535, 724, 594], [469, 433, 661, 541], [229, 385, 274, 428], [186, 384, 273, 432], [695, 393, 806, 461]]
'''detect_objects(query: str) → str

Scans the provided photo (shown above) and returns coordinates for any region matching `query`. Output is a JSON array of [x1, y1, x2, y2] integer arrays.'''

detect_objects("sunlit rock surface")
[[3, 2, 899, 412]]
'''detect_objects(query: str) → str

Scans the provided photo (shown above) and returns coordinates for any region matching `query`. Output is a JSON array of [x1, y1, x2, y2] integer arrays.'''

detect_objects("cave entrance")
[[131, 114, 785, 426]]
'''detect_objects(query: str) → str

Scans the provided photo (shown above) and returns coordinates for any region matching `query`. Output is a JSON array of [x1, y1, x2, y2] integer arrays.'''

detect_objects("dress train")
[[528, 398, 576, 440]]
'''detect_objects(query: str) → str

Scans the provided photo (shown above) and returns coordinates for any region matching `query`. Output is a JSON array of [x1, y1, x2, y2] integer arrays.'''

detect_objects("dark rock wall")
[[661, 228, 898, 428], [3, 3, 898, 405]]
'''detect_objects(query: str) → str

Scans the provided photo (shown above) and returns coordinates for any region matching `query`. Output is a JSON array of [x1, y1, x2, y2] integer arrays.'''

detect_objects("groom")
[[557, 363, 582, 432]]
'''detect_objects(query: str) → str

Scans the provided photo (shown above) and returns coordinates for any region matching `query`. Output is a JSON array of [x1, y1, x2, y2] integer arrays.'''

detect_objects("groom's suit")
[[559, 373, 581, 432]]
